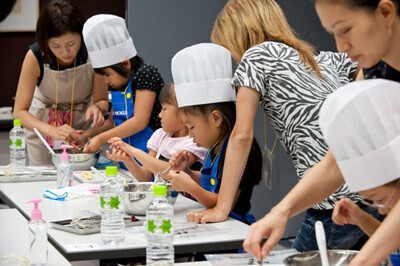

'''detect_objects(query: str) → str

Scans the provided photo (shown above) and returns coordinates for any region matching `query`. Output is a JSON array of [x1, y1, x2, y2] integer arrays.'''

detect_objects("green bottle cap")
[[13, 119, 21, 126], [105, 166, 118, 176], [154, 185, 167, 196]]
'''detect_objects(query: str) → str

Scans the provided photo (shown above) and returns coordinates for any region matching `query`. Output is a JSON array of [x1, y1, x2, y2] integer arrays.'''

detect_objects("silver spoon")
[[154, 165, 172, 184]]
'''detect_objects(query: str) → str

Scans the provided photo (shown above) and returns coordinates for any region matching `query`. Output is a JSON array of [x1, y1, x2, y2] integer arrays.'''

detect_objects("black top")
[[363, 61, 400, 82], [215, 138, 262, 217], [128, 64, 163, 131]]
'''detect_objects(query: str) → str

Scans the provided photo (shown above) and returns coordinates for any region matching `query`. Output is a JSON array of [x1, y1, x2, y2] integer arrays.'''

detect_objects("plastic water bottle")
[[146, 185, 174, 266], [9, 119, 26, 166], [100, 166, 125, 245], [26, 198, 48, 265]]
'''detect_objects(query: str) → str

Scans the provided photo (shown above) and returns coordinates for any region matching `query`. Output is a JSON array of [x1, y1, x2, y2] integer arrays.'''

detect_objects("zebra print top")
[[232, 41, 359, 210]]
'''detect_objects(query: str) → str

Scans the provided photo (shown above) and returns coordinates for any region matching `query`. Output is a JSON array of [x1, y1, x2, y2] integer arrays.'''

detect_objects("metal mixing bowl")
[[123, 182, 178, 215], [51, 149, 100, 171], [283, 250, 388, 266]]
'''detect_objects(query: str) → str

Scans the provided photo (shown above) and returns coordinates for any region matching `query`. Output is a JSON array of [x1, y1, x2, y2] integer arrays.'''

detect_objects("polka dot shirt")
[[131, 64, 164, 131]]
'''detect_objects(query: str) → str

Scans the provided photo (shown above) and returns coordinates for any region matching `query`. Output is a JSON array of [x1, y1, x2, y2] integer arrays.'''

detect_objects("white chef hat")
[[319, 79, 400, 192], [171, 43, 236, 107], [82, 14, 137, 69]]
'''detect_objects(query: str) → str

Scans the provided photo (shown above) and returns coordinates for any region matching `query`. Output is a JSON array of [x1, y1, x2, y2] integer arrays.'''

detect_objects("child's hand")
[[69, 131, 86, 150], [169, 151, 190, 171], [187, 208, 228, 224], [165, 170, 195, 192], [332, 198, 364, 226], [83, 135, 102, 153], [85, 104, 105, 127], [108, 137, 136, 157], [106, 148, 131, 163]]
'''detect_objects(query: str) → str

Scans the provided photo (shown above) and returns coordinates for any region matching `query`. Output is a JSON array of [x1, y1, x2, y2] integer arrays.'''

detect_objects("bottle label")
[[147, 215, 173, 236], [100, 193, 124, 210], [9, 136, 25, 149]]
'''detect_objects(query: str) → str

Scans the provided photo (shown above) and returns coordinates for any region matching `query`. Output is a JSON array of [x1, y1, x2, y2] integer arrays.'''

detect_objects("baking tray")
[[73, 169, 134, 183], [0, 166, 57, 183], [51, 216, 143, 235]]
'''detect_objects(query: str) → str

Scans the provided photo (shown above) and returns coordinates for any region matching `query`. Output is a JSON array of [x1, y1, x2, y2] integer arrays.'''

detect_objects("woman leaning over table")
[[243, 0, 400, 262], [185, 0, 385, 253], [13, 0, 108, 165]]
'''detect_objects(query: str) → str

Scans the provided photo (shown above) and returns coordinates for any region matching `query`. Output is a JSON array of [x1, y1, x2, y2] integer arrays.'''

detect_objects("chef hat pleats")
[[171, 43, 236, 107], [319, 79, 400, 192], [83, 14, 137, 68]]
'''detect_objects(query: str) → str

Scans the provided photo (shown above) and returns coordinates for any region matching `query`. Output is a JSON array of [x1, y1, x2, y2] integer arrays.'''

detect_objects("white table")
[[0, 180, 250, 261], [0, 208, 71, 265]]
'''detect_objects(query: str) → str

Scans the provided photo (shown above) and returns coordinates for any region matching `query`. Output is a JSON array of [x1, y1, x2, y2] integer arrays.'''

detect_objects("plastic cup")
[[390, 254, 400, 266]]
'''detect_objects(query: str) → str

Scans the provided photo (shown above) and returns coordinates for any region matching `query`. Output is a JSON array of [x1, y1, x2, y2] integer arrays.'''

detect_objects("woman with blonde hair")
[[243, 0, 400, 263], [187, 0, 384, 253]]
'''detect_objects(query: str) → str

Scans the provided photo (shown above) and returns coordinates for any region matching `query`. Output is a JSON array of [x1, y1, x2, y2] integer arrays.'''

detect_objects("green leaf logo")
[[159, 219, 172, 234], [100, 196, 106, 208], [148, 220, 156, 233], [9, 139, 13, 147], [108, 196, 121, 209], [15, 139, 22, 147]]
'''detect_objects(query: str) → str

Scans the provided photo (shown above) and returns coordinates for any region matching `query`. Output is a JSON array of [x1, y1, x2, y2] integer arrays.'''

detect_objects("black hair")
[[181, 101, 262, 186], [158, 83, 177, 106], [94, 55, 144, 78], [313, 0, 399, 14], [180, 101, 236, 140], [36, 0, 85, 65]]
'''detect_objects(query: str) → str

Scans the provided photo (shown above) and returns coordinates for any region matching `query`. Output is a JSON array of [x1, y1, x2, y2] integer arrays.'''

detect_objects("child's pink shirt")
[[147, 128, 207, 162]]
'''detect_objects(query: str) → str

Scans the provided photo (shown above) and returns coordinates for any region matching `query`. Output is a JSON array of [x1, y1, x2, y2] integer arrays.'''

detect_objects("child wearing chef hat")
[[165, 43, 262, 225], [79, 14, 164, 169], [319, 79, 400, 264]]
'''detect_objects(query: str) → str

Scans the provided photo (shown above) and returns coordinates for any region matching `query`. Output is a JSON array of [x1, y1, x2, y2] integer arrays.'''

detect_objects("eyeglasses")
[[361, 179, 400, 211]]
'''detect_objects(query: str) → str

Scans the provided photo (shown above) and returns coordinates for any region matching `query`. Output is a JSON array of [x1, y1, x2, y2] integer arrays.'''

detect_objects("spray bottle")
[[26, 198, 47, 265], [57, 144, 73, 188]]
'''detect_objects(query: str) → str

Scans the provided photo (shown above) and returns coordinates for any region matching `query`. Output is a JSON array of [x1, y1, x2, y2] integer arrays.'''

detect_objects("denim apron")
[[111, 75, 153, 169], [201, 137, 255, 225], [200, 137, 229, 193]]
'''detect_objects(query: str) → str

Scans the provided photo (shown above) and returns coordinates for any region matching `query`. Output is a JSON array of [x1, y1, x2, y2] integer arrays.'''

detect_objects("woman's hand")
[[332, 198, 364, 226], [169, 151, 189, 171], [186, 207, 228, 224], [243, 210, 288, 262], [69, 131, 87, 149], [49, 124, 76, 142], [85, 104, 105, 127]]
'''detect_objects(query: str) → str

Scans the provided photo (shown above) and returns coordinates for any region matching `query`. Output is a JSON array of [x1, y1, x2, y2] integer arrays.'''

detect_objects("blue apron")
[[200, 137, 229, 193], [201, 137, 255, 225], [111, 75, 153, 169]]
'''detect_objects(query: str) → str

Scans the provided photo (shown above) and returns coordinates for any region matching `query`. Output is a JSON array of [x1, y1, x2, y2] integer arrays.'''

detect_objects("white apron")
[[25, 61, 94, 165]]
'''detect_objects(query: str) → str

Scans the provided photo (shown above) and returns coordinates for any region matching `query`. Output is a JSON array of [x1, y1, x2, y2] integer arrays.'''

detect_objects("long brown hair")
[[211, 0, 322, 77]]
